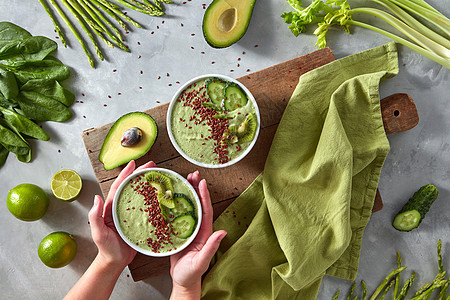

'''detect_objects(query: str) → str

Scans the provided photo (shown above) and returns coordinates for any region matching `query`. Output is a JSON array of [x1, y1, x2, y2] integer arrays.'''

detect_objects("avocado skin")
[[99, 112, 158, 170], [202, 0, 256, 48]]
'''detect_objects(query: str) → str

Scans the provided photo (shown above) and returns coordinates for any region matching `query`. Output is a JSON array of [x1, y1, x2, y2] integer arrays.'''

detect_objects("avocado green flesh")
[[99, 112, 157, 170], [202, 0, 256, 48]]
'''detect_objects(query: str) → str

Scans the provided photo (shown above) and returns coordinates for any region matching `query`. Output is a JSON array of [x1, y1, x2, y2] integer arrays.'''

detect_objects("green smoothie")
[[116, 170, 198, 253], [170, 77, 258, 165]]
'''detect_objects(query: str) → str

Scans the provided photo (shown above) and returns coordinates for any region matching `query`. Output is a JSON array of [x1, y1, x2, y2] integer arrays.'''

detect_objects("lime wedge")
[[51, 169, 82, 202]]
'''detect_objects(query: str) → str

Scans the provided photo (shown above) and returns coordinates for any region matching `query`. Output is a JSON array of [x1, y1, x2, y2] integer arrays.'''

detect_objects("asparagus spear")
[[60, 0, 105, 61], [49, 0, 95, 67], [115, 0, 164, 16], [369, 267, 407, 300], [332, 290, 340, 300], [438, 280, 449, 300], [82, 0, 124, 41], [79, 0, 129, 51], [362, 280, 367, 300], [96, 0, 143, 28], [66, 0, 114, 49], [346, 282, 356, 300], [395, 272, 416, 300], [38, 0, 68, 47], [438, 240, 444, 273], [378, 279, 394, 300], [393, 251, 402, 299]]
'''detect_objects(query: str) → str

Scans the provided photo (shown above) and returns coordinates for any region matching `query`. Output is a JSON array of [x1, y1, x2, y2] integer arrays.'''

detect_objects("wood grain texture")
[[81, 48, 419, 281]]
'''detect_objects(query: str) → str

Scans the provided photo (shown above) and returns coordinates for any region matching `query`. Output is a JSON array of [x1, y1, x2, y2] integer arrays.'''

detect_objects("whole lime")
[[7, 183, 49, 221], [38, 231, 77, 268]]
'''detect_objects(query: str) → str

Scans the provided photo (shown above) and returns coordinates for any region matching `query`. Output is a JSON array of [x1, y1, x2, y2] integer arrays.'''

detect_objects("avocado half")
[[202, 0, 256, 48], [99, 112, 157, 170]]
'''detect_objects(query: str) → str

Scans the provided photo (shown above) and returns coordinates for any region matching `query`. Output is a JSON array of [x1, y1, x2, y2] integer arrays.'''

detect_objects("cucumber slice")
[[206, 78, 226, 105], [172, 213, 196, 239], [171, 193, 194, 217], [392, 210, 422, 231], [223, 83, 248, 111]]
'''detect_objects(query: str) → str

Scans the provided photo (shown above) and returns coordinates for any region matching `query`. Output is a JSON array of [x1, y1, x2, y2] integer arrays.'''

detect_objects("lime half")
[[51, 169, 82, 202]]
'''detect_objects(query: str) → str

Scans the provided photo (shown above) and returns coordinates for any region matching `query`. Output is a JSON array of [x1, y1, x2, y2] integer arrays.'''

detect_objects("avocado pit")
[[218, 8, 237, 32], [121, 127, 143, 147]]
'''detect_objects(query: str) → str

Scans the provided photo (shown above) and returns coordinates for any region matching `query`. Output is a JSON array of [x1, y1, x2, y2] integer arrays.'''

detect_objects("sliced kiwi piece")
[[145, 171, 175, 208], [236, 113, 257, 143]]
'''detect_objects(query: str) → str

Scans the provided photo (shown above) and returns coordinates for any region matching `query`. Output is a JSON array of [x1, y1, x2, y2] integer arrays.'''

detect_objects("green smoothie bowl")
[[167, 74, 260, 168], [112, 168, 202, 257]]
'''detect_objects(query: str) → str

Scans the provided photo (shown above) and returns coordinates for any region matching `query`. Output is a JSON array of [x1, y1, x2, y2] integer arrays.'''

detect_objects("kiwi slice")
[[236, 113, 257, 143], [144, 171, 175, 208]]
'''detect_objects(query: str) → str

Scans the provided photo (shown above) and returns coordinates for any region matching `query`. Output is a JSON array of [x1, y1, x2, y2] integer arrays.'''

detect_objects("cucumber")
[[172, 213, 196, 239], [206, 78, 226, 105], [171, 193, 194, 217], [223, 82, 248, 111], [392, 184, 438, 232]]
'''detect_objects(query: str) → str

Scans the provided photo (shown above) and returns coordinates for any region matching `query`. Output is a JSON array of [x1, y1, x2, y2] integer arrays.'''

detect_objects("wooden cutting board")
[[81, 48, 418, 281]]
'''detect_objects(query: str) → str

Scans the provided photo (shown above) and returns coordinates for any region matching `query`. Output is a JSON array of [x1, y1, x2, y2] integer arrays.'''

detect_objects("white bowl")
[[167, 74, 260, 168], [112, 167, 202, 257]]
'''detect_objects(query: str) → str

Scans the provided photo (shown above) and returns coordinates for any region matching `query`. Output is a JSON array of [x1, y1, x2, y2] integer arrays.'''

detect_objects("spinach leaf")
[[0, 144, 9, 167], [0, 22, 31, 48], [0, 69, 18, 99], [17, 90, 72, 122], [0, 36, 58, 67], [0, 106, 50, 141], [0, 120, 30, 156], [6, 56, 70, 84], [21, 79, 74, 107], [1, 117, 32, 163]]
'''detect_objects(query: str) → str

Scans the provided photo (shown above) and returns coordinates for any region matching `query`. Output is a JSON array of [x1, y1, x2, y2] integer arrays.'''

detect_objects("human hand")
[[88, 160, 157, 269], [170, 171, 227, 299]]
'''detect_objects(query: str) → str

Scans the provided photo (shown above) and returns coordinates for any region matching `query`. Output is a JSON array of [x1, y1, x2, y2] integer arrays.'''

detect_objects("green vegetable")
[[38, 0, 171, 67], [333, 240, 448, 299], [392, 184, 439, 231], [281, 0, 450, 69], [370, 267, 407, 300], [346, 282, 356, 300], [393, 251, 402, 298], [0, 22, 74, 167], [172, 213, 197, 239]]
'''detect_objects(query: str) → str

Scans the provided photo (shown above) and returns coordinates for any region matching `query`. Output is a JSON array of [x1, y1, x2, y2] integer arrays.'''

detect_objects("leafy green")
[[0, 22, 31, 47], [21, 79, 74, 107], [17, 91, 73, 122], [0, 69, 18, 99], [0, 36, 58, 67], [281, 0, 450, 69], [5, 56, 70, 84], [0, 22, 74, 167], [0, 106, 50, 141], [0, 144, 9, 167], [0, 120, 30, 156]]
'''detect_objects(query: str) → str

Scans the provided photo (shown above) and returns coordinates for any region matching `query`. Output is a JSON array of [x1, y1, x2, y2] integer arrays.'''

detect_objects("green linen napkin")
[[201, 42, 399, 299]]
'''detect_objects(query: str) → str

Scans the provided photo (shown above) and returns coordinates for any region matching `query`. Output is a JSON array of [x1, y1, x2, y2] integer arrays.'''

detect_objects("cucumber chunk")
[[172, 213, 196, 239], [223, 83, 248, 111], [393, 210, 422, 231], [171, 193, 194, 217], [392, 184, 438, 232], [206, 78, 226, 105]]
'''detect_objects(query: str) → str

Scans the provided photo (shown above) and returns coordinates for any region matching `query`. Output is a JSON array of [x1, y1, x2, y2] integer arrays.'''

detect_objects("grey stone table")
[[1, 0, 448, 299]]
